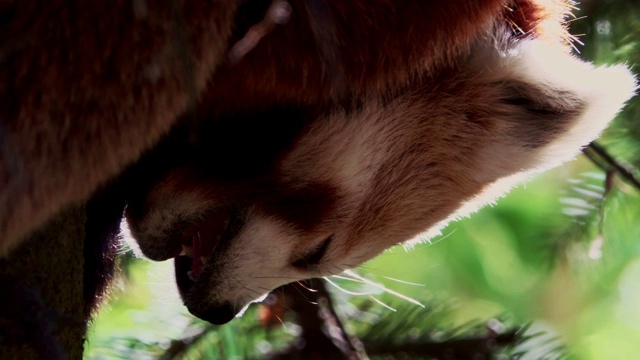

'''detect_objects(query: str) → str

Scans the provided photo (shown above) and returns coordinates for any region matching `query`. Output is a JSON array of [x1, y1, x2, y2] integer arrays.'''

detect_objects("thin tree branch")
[[364, 329, 519, 358], [314, 280, 367, 359], [584, 142, 640, 191]]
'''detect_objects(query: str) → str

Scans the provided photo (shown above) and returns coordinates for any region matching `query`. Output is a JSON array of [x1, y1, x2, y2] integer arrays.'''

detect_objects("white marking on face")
[[201, 212, 302, 306]]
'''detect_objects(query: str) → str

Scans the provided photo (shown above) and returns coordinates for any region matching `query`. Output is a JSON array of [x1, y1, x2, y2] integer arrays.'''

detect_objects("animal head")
[[125, 31, 634, 324]]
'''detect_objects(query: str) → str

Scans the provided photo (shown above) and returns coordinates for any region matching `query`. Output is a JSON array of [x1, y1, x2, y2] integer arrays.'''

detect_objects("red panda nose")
[[174, 255, 195, 298], [174, 256, 238, 324], [188, 303, 236, 325]]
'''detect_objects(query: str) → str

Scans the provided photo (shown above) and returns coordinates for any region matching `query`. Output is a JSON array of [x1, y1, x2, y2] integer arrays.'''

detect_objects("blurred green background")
[[84, 1, 640, 359]]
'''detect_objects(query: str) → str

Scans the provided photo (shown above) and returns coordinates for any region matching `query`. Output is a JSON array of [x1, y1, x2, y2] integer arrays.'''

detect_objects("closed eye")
[[291, 234, 334, 270]]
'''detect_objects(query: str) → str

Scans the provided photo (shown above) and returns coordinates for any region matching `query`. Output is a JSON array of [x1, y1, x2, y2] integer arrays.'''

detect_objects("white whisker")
[[382, 276, 425, 287], [323, 277, 375, 296], [330, 274, 366, 283], [369, 296, 397, 312], [344, 270, 424, 308], [296, 281, 318, 293]]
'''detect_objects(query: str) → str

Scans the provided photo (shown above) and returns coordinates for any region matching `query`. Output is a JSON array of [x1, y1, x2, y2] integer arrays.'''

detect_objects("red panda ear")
[[496, 80, 586, 150], [423, 40, 638, 236], [411, 43, 636, 245], [473, 41, 636, 182]]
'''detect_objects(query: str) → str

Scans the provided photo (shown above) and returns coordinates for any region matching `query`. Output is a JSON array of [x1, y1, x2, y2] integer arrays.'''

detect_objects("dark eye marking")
[[270, 183, 338, 232], [291, 234, 334, 270]]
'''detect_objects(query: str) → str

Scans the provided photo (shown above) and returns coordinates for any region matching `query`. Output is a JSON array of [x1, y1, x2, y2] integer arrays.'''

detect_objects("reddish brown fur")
[[1, 0, 540, 253], [204, 0, 511, 115]]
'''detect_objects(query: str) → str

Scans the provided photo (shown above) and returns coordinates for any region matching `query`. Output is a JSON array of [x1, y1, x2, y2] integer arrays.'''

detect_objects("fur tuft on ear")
[[407, 39, 636, 247], [506, 41, 636, 171], [472, 39, 636, 178]]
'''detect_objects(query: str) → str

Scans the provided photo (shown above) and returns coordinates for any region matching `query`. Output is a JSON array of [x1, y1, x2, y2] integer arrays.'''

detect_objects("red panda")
[[0, 0, 635, 325]]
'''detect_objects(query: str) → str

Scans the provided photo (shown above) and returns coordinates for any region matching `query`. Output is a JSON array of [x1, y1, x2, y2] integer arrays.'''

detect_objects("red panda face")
[[126, 35, 634, 323], [124, 1, 635, 324]]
